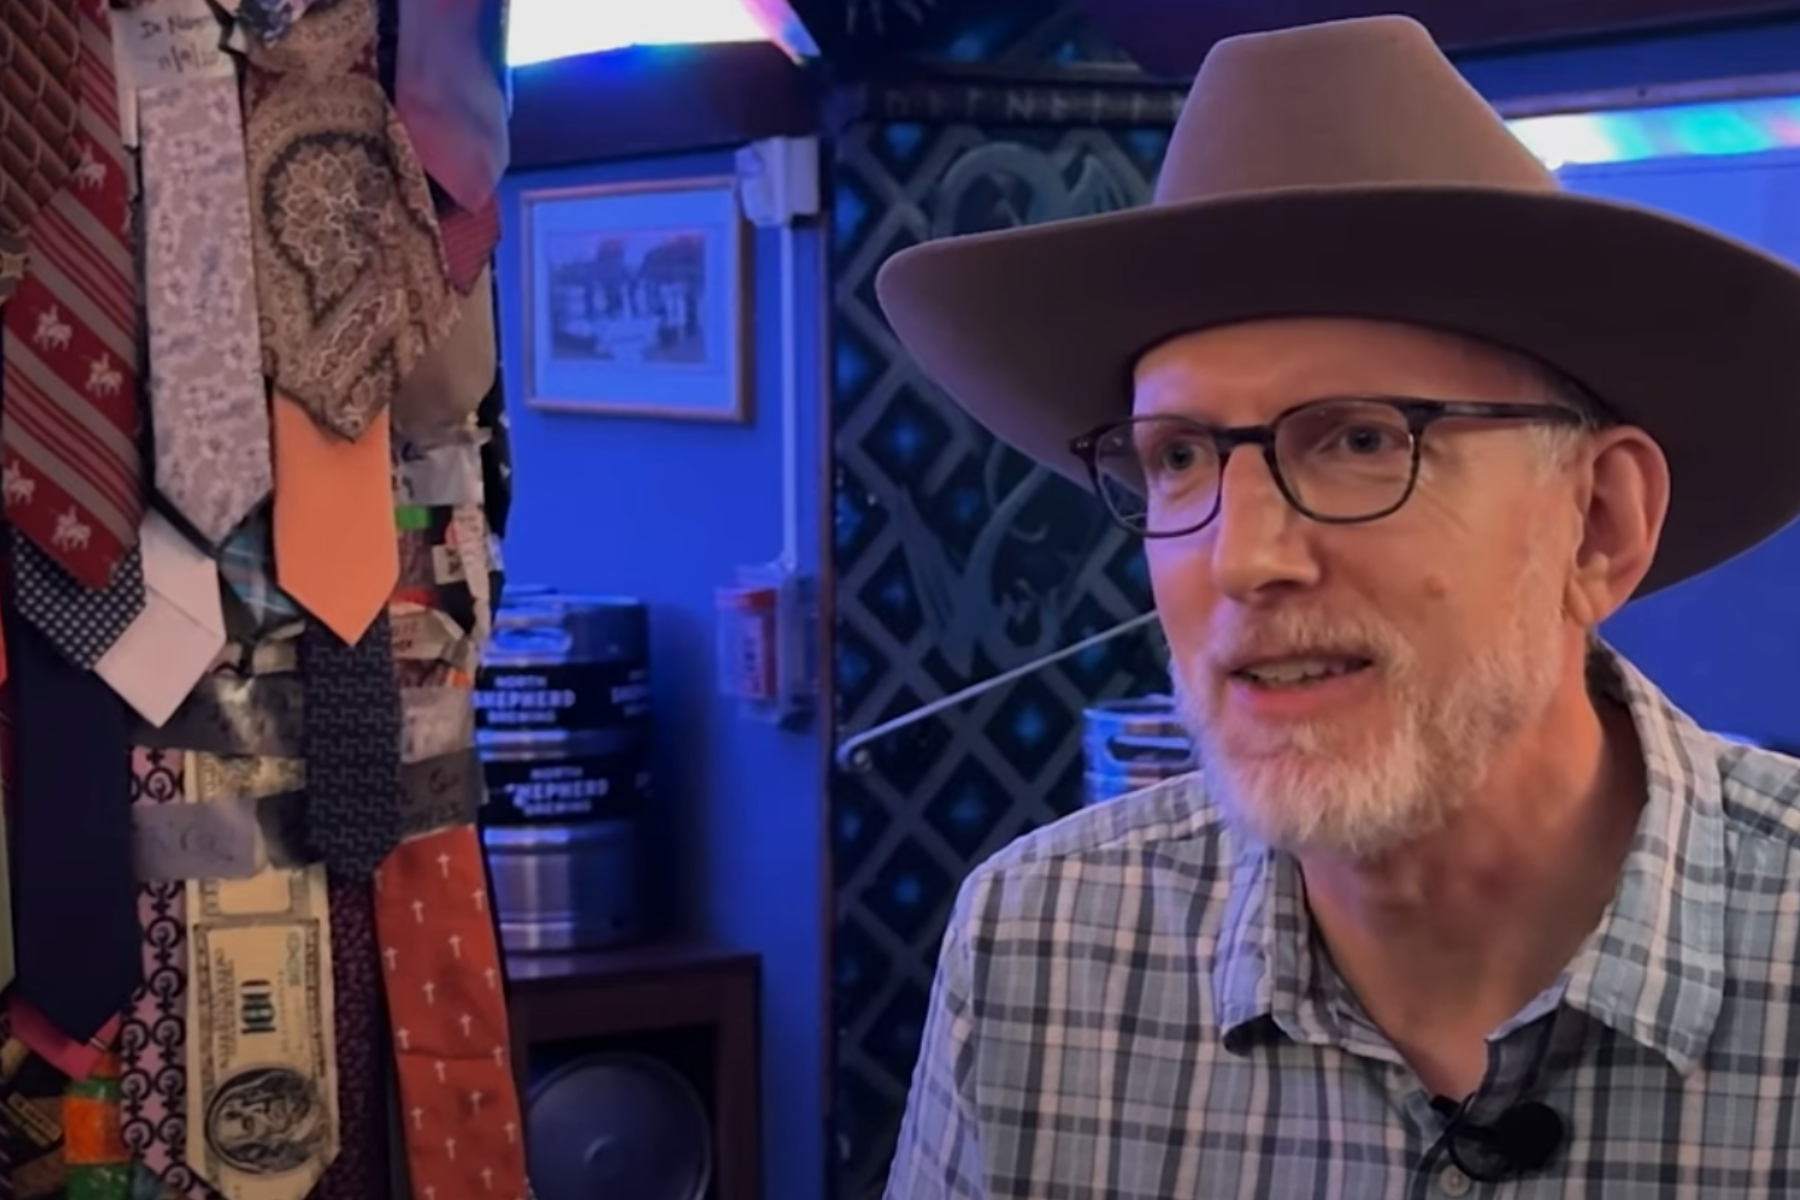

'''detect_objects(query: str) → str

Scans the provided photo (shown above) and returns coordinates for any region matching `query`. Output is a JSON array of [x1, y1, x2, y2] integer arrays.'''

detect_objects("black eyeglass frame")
[[1068, 397, 1592, 539]]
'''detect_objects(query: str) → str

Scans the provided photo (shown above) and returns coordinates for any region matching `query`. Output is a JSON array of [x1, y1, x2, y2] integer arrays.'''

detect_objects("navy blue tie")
[[300, 611, 403, 880]]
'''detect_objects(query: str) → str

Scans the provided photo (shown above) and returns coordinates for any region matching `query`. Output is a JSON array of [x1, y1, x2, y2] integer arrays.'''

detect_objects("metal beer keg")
[[475, 593, 652, 951]]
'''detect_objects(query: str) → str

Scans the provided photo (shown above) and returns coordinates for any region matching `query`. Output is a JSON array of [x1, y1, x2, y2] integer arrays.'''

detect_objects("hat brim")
[[875, 185, 1800, 598]]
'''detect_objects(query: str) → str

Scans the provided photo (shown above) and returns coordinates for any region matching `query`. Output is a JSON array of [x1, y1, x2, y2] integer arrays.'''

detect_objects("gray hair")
[[1512, 355, 1616, 472]]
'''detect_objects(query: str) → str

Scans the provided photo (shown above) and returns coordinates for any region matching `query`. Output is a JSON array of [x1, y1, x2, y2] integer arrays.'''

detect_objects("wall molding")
[[829, 76, 1186, 129]]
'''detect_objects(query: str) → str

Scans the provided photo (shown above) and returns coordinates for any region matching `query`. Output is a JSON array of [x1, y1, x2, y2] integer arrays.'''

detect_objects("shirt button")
[[1439, 1165, 1473, 1197]]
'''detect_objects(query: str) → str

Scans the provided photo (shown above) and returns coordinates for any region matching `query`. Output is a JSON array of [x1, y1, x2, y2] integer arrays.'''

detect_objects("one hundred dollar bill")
[[184, 763, 339, 1200]]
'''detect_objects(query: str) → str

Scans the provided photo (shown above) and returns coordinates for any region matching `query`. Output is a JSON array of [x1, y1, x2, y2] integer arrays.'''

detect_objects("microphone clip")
[[1443, 1100, 1566, 1183]]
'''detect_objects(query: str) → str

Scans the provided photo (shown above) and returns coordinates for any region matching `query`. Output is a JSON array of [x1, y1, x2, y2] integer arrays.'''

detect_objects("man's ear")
[[1564, 427, 1669, 628]]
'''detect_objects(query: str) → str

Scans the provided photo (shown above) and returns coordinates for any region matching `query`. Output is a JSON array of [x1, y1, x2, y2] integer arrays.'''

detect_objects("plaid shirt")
[[885, 646, 1800, 1198]]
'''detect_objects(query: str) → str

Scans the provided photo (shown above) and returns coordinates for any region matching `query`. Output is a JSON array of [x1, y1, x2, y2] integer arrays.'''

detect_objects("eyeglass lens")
[[1091, 399, 1419, 535]]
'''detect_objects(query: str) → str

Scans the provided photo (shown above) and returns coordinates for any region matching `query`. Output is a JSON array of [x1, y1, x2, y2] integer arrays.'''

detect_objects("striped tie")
[[0, 0, 144, 592]]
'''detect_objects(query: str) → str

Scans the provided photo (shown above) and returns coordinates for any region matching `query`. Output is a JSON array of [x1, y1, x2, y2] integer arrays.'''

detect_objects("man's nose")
[[1206, 448, 1322, 603]]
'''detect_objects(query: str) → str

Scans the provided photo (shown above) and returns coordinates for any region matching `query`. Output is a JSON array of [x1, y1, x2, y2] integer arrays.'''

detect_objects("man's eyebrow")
[[1132, 392, 1391, 420]]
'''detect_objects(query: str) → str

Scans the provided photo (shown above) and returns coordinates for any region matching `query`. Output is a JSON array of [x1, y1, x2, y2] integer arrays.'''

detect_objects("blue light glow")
[[507, 0, 768, 66], [1508, 96, 1800, 168], [500, 7, 1800, 170]]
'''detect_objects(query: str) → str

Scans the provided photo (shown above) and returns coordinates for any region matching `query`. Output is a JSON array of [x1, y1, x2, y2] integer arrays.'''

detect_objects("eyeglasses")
[[1070, 397, 1590, 539]]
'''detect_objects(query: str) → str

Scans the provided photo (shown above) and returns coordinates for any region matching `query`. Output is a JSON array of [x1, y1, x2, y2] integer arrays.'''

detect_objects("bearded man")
[[875, 14, 1800, 1199]]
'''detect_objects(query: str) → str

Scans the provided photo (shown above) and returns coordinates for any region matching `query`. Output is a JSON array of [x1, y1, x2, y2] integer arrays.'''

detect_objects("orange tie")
[[375, 826, 528, 1200], [272, 394, 399, 643]]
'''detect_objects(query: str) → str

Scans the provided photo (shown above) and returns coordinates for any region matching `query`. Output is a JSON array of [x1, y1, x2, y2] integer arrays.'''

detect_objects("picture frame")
[[519, 176, 751, 422]]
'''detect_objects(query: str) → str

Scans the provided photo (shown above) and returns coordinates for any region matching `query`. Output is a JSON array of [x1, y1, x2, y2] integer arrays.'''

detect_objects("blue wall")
[[1456, 14, 1800, 103], [496, 150, 827, 1200], [1455, 24, 1800, 750], [1558, 149, 1800, 748]]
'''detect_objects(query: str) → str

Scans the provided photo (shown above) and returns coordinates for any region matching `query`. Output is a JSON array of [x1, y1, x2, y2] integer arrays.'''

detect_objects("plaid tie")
[[0, 0, 81, 303], [0, 0, 145, 591]]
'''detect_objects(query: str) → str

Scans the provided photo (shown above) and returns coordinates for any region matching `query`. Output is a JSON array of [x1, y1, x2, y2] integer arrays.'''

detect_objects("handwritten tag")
[[113, 0, 234, 91], [134, 798, 262, 882], [399, 749, 485, 837]]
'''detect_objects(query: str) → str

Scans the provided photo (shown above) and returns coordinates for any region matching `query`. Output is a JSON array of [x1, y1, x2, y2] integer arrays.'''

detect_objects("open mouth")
[[1230, 656, 1373, 688]]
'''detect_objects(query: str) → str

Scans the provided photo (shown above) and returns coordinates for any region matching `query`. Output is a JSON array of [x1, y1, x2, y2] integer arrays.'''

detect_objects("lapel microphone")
[[1439, 1099, 1566, 1182]]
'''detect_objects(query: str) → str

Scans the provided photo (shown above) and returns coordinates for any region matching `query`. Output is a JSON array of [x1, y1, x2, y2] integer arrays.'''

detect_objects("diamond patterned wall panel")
[[828, 103, 1180, 1198]]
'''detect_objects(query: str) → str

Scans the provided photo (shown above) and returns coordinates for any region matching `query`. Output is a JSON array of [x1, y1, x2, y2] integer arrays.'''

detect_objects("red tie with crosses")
[[374, 825, 528, 1200]]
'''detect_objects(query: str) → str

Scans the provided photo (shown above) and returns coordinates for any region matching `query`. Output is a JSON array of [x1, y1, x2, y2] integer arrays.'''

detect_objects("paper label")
[[134, 797, 263, 881], [113, 0, 235, 91]]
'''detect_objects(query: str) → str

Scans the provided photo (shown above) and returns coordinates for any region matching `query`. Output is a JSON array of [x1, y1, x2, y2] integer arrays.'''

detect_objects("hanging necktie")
[[13, 535, 144, 669], [375, 826, 528, 1200], [394, 0, 508, 212], [0, 0, 82, 304], [8, 997, 121, 1079], [0, 347, 13, 999], [94, 511, 226, 728], [139, 55, 271, 548], [2, 633, 123, 1075], [216, 511, 301, 637], [314, 876, 395, 1200], [437, 198, 501, 295], [64, 1051, 133, 1199], [117, 747, 221, 1200], [0, 0, 145, 592], [242, 0, 453, 443], [0, 1016, 72, 1197], [2, 536, 141, 1046], [300, 610, 403, 880], [95, 7, 251, 726], [392, 268, 494, 439], [0, 728, 12, 995], [299, 600, 401, 1196], [270, 400, 398, 645], [241, 0, 454, 644]]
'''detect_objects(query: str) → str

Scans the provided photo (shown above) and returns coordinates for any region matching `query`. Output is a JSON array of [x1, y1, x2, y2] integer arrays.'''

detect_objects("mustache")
[[1200, 608, 1413, 674]]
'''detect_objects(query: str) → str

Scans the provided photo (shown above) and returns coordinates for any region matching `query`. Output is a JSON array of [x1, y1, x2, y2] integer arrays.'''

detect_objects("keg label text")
[[473, 662, 652, 733], [481, 750, 651, 825]]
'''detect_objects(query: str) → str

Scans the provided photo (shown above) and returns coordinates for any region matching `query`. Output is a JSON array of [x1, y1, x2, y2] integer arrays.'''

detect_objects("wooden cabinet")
[[506, 942, 762, 1200]]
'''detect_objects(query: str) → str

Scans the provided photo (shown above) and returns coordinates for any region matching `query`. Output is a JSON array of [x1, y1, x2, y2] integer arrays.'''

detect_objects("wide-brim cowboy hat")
[[875, 14, 1800, 597]]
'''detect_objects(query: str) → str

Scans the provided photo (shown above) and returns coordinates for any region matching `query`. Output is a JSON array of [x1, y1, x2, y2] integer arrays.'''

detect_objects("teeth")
[[1239, 658, 1363, 685]]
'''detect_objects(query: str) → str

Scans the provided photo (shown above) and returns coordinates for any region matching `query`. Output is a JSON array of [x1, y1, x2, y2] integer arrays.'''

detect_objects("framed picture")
[[519, 176, 751, 422]]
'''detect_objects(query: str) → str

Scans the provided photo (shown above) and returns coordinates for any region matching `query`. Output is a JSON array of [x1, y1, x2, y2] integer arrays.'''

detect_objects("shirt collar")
[[1212, 642, 1727, 1076]]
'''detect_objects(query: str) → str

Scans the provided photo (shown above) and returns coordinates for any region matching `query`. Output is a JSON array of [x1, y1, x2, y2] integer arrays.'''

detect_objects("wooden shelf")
[[506, 941, 762, 1200]]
